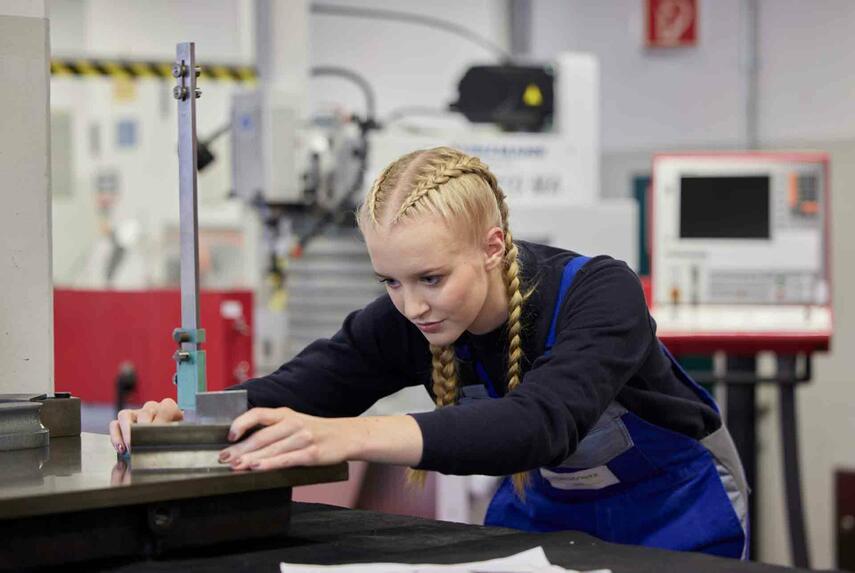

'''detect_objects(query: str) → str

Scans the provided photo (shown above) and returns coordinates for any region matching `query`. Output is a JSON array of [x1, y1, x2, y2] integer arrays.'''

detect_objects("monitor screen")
[[679, 175, 770, 239]]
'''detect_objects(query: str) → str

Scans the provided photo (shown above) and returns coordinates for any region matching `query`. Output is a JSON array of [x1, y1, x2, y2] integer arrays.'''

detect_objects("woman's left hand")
[[219, 407, 352, 471]]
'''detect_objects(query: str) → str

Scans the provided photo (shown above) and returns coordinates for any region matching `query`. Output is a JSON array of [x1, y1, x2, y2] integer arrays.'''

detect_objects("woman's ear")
[[483, 226, 505, 270]]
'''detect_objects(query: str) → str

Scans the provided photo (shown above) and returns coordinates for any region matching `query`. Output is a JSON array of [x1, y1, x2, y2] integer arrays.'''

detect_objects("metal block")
[[196, 389, 247, 424], [129, 423, 232, 472], [0, 393, 81, 438], [128, 391, 247, 472], [0, 403, 49, 451], [34, 394, 80, 437]]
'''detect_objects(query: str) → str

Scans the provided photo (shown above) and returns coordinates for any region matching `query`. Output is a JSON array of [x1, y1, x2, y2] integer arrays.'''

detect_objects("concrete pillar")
[[0, 0, 53, 394]]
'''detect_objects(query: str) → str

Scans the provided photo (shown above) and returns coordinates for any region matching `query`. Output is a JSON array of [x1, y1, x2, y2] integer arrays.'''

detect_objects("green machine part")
[[173, 327, 207, 411]]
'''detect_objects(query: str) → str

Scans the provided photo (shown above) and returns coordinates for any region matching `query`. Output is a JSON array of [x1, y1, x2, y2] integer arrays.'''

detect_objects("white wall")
[[757, 1, 855, 143], [0, 0, 53, 394], [308, 0, 507, 121], [64, 0, 253, 62], [532, 0, 749, 152]]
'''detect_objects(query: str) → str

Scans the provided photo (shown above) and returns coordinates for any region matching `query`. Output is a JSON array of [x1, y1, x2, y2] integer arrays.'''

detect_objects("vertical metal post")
[[778, 355, 811, 568], [172, 42, 206, 411], [726, 355, 758, 558]]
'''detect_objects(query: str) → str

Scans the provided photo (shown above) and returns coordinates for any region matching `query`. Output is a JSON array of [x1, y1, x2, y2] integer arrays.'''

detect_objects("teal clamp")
[[173, 328, 207, 411]]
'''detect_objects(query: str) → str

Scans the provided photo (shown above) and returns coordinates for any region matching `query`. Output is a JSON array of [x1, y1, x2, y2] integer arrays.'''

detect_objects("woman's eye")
[[378, 278, 399, 288], [421, 275, 442, 286]]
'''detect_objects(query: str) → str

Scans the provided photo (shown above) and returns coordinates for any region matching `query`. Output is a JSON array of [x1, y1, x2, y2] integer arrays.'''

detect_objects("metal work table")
[[0, 433, 347, 570]]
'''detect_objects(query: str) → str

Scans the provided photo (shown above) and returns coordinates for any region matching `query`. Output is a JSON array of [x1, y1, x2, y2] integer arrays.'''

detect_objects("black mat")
[[73, 502, 834, 573]]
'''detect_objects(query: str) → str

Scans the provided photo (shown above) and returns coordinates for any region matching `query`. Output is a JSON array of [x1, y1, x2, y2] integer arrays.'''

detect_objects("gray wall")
[[0, 1, 53, 395]]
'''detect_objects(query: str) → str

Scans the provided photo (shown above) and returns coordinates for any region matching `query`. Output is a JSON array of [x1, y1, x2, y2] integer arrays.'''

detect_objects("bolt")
[[171, 63, 185, 78], [194, 88, 202, 99], [173, 350, 191, 363], [172, 85, 187, 100], [194, 66, 201, 78]]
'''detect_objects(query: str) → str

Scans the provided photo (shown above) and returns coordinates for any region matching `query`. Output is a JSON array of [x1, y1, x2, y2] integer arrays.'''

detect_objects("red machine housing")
[[54, 289, 253, 405]]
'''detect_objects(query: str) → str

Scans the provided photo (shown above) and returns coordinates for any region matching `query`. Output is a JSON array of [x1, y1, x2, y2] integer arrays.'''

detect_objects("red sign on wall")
[[645, 0, 698, 48]]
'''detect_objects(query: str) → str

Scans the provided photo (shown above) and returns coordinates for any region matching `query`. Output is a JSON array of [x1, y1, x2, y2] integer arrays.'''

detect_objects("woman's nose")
[[403, 293, 429, 320]]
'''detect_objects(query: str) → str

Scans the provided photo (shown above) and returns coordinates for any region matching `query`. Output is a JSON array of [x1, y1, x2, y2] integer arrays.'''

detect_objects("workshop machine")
[[650, 152, 832, 568], [650, 152, 831, 350], [0, 43, 347, 571]]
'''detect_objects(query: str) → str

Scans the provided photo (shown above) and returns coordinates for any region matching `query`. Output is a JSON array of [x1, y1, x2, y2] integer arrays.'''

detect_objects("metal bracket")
[[173, 328, 206, 408]]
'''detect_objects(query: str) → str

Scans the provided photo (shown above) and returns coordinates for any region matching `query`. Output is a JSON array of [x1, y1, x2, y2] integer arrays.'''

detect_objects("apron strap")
[[545, 255, 592, 354]]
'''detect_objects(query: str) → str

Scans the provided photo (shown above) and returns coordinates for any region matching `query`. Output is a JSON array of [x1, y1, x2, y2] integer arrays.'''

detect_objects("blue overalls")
[[455, 256, 750, 559]]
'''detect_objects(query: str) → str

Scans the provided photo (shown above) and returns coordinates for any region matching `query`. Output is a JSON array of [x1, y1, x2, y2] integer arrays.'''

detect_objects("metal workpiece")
[[33, 394, 80, 437], [127, 391, 247, 471], [196, 389, 248, 423], [0, 393, 81, 439], [0, 402, 48, 451], [173, 41, 206, 411], [129, 423, 232, 472]]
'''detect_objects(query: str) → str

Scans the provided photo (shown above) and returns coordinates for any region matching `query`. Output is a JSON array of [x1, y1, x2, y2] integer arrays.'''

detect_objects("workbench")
[[0, 434, 827, 572], [0, 433, 346, 570]]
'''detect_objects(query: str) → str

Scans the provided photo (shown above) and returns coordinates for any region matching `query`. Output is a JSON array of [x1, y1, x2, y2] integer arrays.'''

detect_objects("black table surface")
[[85, 502, 830, 573]]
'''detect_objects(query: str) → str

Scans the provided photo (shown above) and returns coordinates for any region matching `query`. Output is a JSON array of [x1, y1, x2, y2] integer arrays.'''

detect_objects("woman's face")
[[363, 215, 506, 347]]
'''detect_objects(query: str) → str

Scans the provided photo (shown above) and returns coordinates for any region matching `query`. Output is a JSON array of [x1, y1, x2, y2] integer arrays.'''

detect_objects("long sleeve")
[[411, 259, 656, 476], [233, 295, 428, 417]]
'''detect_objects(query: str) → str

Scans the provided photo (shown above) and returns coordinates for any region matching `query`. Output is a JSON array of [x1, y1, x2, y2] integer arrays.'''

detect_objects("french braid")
[[361, 147, 530, 497]]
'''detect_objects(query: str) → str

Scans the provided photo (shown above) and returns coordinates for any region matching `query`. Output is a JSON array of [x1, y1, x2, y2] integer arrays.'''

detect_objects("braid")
[[394, 154, 483, 223], [497, 202, 524, 392], [365, 163, 394, 225], [430, 344, 459, 406], [407, 343, 460, 487], [488, 171, 530, 497]]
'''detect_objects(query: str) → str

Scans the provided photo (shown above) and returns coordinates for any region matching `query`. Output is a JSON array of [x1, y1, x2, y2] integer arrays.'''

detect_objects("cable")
[[311, 66, 377, 121], [311, 3, 511, 61]]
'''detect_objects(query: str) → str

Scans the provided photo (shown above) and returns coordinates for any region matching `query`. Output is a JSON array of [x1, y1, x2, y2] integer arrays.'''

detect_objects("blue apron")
[[455, 256, 750, 559]]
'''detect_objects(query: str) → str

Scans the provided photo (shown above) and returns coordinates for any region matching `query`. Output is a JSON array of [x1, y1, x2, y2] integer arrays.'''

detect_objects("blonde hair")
[[357, 147, 529, 497]]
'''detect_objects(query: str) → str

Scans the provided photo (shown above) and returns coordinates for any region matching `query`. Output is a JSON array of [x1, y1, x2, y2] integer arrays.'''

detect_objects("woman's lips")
[[416, 320, 444, 333]]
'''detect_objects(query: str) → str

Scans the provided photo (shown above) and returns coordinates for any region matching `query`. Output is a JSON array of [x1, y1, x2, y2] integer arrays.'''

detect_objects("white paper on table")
[[280, 546, 612, 573]]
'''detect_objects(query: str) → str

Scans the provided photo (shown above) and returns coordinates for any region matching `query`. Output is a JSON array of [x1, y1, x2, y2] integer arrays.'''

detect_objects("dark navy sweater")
[[234, 241, 721, 476]]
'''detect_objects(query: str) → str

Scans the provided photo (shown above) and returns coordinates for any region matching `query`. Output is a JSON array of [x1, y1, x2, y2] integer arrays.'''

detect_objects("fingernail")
[[219, 452, 231, 462], [117, 444, 125, 454], [250, 462, 261, 470], [227, 431, 236, 442]]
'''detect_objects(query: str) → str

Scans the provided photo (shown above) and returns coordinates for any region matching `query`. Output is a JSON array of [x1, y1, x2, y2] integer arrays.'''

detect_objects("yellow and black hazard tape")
[[50, 59, 257, 83]]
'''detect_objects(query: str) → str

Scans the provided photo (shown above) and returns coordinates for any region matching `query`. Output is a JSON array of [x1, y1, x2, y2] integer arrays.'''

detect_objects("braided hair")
[[357, 147, 529, 496]]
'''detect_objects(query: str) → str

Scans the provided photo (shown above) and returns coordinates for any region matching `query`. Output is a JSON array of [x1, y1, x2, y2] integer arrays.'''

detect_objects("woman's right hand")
[[108, 398, 183, 454]]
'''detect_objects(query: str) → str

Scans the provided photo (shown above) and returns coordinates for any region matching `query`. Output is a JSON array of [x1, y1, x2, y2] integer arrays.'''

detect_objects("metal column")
[[171, 42, 206, 411], [725, 355, 758, 558]]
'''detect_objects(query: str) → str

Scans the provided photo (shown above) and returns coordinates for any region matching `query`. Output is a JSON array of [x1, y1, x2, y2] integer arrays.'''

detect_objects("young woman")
[[110, 147, 749, 559]]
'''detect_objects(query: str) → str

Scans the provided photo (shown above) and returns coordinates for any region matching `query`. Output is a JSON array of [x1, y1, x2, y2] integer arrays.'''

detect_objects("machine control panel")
[[650, 153, 831, 343]]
